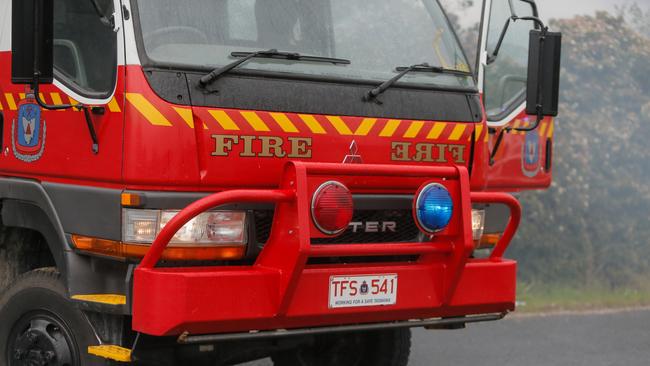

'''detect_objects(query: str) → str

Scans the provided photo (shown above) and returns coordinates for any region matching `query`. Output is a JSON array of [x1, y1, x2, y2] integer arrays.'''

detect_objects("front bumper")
[[133, 162, 520, 337]]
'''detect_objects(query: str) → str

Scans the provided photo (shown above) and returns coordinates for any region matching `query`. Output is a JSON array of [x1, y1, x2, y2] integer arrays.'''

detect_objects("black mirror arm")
[[489, 127, 511, 166], [82, 106, 100, 154], [32, 73, 100, 154], [89, 0, 115, 29], [518, 0, 540, 18], [517, 16, 546, 31], [487, 15, 547, 65], [507, 0, 545, 28]]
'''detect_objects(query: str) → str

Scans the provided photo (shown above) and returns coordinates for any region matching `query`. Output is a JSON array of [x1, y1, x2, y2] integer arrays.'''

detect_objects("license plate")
[[329, 274, 398, 308]]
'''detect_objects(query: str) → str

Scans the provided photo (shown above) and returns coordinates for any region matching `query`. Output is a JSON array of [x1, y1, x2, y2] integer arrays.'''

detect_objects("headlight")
[[471, 209, 486, 242], [122, 209, 247, 246], [122, 209, 159, 243]]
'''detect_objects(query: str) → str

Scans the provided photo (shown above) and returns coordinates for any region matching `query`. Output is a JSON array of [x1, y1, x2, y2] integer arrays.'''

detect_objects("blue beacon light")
[[415, 183, 453, 233]]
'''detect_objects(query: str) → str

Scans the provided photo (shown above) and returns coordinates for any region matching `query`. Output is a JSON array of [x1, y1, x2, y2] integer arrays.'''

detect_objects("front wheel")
[[271, 328, 411, 366], [0, 268, 104, 366]]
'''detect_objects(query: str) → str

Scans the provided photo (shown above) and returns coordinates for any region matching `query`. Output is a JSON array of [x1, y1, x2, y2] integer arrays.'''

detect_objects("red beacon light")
[[311, 181, 354, 235]]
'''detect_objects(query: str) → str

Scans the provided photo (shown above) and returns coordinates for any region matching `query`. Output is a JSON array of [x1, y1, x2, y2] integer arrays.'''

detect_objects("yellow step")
[[71, 294, 126, 305], [88, 345, 132, 362]]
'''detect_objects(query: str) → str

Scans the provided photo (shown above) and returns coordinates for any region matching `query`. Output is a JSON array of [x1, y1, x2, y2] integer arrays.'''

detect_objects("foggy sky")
[[458, 0, 648, 27]]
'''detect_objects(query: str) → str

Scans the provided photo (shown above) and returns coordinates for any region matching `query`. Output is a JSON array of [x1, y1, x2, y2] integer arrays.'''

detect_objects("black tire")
[[271, 328, 411, 366], [0, 268, 105, 366]]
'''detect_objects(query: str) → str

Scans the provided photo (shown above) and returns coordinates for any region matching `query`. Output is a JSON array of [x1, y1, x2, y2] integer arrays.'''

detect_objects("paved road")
[[242, 308, 650, 366]]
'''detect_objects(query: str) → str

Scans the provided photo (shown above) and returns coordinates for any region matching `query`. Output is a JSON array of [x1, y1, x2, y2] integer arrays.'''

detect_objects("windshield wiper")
[[199, 49, 350, 87], [364, 63, 472, 103]]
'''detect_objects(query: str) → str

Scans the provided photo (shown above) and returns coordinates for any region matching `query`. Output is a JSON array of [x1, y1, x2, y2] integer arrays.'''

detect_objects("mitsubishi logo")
[[343, 140, 363, 164]]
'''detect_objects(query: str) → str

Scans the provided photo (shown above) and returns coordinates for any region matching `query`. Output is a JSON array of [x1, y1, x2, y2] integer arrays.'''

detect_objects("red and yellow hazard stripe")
[[123, 93, 478, 141], [508, 118, 555, 140], [1, 92, 122, 113], [0, 91, 485, 142]]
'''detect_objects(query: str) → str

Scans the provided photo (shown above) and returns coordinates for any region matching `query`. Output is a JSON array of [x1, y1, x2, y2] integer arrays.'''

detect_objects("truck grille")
[[253, 209, 423, 245]]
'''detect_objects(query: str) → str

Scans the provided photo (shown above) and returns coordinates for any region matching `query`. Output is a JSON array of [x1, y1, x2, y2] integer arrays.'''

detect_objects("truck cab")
[[0, 0, 560, 365]]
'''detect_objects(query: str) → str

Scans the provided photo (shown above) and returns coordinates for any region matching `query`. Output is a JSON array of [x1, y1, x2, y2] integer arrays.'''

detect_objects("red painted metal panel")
[[486, 111, 554, 191]]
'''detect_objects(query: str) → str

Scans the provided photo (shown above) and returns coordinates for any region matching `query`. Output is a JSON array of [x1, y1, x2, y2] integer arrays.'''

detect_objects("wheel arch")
[[0, 178, 70, 280]]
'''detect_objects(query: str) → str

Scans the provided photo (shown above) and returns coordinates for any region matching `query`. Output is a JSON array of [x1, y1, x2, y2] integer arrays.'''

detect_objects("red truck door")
[[477, 0, 554, 190]]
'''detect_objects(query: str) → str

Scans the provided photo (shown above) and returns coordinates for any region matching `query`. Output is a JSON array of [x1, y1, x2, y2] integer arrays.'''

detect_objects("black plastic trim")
[[545, 138, 553, 172], [43, 182, 122, 241], [128, 190, 275, 211], [0, 178, 70, 255], [1, 200, 67, 276], [0, 178, 131, 311], [352, 195, 413, 210], [65, 240, 132, 315], [178, 313, 506, 343], [181, 71, 482, 122], [131, 191, 414, 211]]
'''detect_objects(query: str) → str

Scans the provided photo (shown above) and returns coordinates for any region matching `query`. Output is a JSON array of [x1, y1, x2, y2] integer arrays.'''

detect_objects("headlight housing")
[[122, 209, 247, 246], [471, 209, 486, 242]]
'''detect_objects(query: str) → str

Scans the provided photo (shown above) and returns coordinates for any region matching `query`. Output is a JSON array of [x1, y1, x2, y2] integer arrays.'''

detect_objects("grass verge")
[[515, 283, 650, 313]]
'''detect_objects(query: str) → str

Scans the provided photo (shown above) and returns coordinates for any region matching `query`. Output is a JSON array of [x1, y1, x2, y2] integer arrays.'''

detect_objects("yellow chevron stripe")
[[299, 114, 326, 134], [327, 116, 353, 135], [379, 120, 401, 137], [449, 124, 467, 141], [270, 112, 299, 133], [107, 97, 121, 113], [174, 107, 195, 128], [354, 118, 377, 136], [68, 96, 82, 110], [173, 107, 207, 129], [403, 121, 424, 138], [4, 93, 16, 110], [241, 111, 270, 132], [547, 120, 554, 139], [125, 93, 173, 127], [539, 122, 548, 138], [426, 122, 447, 139], [50, 93, 65, 111], [209, 110, 240, 131], [511, 120, 521, 135]]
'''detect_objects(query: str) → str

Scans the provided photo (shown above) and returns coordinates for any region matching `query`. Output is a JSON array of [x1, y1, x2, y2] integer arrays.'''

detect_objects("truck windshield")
[[134, 0, 473, 89]]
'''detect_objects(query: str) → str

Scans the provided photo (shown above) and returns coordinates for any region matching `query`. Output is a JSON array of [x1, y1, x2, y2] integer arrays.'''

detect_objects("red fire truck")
[[0, 0, 561, 364]]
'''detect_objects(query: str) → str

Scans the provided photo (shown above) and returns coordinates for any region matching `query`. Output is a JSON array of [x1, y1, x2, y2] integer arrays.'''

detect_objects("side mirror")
[[12, 0, 54, 85], [526, 29, 562, 117]]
